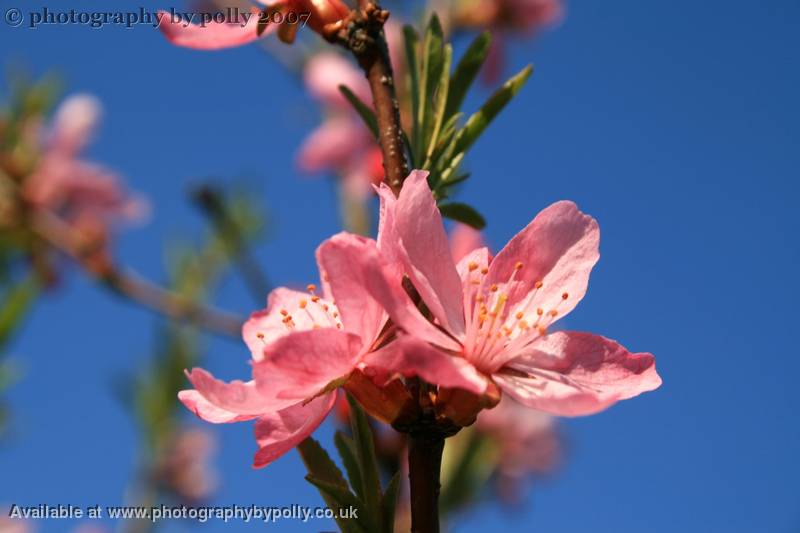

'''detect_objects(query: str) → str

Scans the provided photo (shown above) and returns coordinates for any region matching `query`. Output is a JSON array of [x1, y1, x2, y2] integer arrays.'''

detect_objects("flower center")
[[254, 283, 343, 343], [462, 261, 569, 371]]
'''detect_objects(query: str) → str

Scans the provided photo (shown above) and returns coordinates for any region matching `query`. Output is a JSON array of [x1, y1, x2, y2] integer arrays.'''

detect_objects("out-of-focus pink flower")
[[179, 231, 478, 467], [159, 0, 350, 50], [370, 170, 661, 417], [23, 95, 147, 233], [477, 396, 559, 475], [304, 51, 372, 107], [454, 0, 562, 33], [297, 52, 384, 198], [155, 427, 218, 503], [453, 0, 563, 83]]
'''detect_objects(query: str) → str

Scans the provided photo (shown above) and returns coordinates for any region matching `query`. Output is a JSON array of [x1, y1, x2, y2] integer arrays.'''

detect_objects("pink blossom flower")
[[179, 232, 482, 467], [23, 95, 147, 232], [371, 171, 661, 416], [159, 0, 350, 50], [449, 221, 560, 472]]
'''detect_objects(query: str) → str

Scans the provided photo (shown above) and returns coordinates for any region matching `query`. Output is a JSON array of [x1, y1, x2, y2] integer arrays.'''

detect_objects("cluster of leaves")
[[341, 14, 532, 230], [299, 395, 399, 533]]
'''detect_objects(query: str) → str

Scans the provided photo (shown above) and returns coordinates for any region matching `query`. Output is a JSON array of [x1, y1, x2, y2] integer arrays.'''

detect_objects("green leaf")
[[444, 31, 492, 120], [339, 85, 379, 139], [0, 275, 40, 350], [305, 476, 369, 533], [431, 152, 466, 192], [452, 65, 533, 156], [423, 44, 452, 167], [402, 24, 421, 160], [299, 438, 365, 532], [416, 14, 444, 159], [334, 431, 364, 500], [439, 202, 486, 230], [380, 471, 401, 533], [346, 394, 382, 526], [297, 437, 349, 488], [437, 172, 470, 191]]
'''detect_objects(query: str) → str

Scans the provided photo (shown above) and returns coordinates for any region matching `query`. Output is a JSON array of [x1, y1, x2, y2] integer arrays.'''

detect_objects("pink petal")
[[487, 201, 599, 326], [158, 9, 266, 50], [450, 223, 486, 263], [252, 392, 336, 468], [392, 171, 466, 337], [178, 390, 259, 424], [313, 219, 459, 351], [184, 368, 288, 416], [494, 331, 661, 417], [347, 229, 462, 352], [315, 232, 388, 345], [242, 287, 337, 361], [253, 328, 363, 400], [364, 337, 488, 395], [375, 183, 403, 279]]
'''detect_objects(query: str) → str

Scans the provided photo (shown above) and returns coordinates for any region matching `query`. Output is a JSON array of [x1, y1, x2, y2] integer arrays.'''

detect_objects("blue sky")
[[2, 0, 799, 531]]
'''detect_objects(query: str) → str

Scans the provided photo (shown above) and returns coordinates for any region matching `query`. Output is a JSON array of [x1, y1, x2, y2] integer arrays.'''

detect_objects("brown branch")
[[326, 2, 409, 195], [30, 211, 243, 338], [329, 4, 459, 532], [191, 184, 272, 302], [408, 433, 444, 533]]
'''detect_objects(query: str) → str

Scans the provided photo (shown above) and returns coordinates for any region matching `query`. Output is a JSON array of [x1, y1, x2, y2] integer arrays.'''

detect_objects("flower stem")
[[408, 432, 444, 533]]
